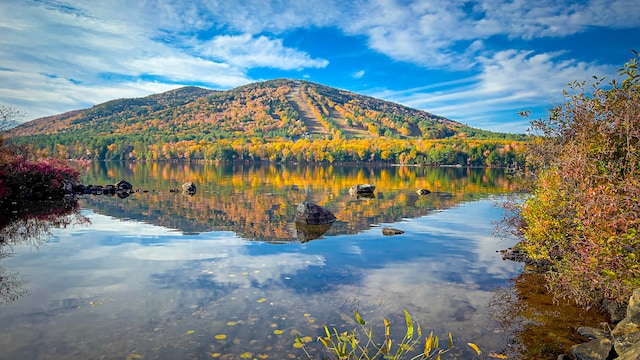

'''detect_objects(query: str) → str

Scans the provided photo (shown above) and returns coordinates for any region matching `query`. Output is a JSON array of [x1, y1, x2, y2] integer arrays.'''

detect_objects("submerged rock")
[[294, 201, 336, 225]]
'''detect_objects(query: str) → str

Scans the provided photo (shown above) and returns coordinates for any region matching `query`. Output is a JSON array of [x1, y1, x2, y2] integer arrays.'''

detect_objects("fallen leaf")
[[488, 352, 508, 359]]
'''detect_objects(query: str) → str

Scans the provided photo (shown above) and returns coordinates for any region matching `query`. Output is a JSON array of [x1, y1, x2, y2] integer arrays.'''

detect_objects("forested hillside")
[[9, 79, 527, 166]]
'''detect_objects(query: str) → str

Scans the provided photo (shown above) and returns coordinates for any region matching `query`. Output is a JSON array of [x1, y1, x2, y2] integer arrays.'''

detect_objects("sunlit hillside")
[[9, 79, 528, 165]]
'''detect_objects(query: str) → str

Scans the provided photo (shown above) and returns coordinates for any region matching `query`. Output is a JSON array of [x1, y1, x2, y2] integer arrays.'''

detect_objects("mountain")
[[8, 79, 527, 165]]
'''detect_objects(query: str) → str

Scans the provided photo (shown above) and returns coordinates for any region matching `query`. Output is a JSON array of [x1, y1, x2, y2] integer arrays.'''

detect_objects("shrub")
[[0, 155, 80, 201], [516, 52, 640, 307]]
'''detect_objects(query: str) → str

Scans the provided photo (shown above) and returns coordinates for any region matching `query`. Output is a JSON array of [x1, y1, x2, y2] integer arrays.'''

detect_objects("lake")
[[0, 163, 604, 359]]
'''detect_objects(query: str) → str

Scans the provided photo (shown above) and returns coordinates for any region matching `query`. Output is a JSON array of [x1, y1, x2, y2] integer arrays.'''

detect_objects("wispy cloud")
[[352, 70, 365, 79], [367, 50, 614, 132]]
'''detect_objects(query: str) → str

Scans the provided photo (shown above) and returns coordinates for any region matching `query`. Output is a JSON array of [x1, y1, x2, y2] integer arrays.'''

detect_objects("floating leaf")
[[273, 329, 284, 335], [214, 334, 227, 340], [226, 321, 237, 326], [270, 323, 277, 328], [126, 354, 144, 360], [257, 298, 267, 303], [301, 336, 312, 342], [186, 330, 195, 335], [303, 313, 311, 317], [467, 342, 481, 355], [211, 353, 221, 358], [258, 354, 268, 359], [488, 353, 508, 359], [307, 318, 315, 323], [240, 352, 253, 358], [293, 342, 303, 348]]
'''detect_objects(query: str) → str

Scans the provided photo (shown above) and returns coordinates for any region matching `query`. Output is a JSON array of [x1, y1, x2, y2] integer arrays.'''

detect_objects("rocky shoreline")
[[503, 248, 640, 360]]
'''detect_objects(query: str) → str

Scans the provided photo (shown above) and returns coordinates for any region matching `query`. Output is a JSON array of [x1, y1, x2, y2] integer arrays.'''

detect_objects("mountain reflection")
[[78, 163, 516, 242]]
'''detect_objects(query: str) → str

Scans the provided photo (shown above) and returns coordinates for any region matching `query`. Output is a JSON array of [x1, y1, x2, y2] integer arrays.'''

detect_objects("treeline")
[[11, 134, 526, 166]]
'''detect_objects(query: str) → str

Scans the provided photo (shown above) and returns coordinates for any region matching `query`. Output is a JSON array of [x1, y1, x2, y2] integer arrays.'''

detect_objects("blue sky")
[[1, 0, 639, 133]]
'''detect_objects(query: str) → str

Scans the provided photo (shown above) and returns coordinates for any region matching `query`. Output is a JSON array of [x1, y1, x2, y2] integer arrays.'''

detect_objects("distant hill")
[[8, 79, 528, 165]]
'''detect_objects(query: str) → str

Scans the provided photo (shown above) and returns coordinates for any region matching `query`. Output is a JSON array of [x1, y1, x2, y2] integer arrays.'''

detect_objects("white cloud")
[[198, 34, 328, 70]]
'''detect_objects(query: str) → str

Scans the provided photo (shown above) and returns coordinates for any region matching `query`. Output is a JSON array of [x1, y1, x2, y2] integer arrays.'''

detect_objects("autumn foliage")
[[515, 53, 640, 306], [0, 108, 80, 202], [7, 79, 527, 165]]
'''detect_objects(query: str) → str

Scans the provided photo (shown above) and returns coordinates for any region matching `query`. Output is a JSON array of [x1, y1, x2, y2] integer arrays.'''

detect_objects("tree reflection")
[[0, 197, 89, 307], [489, 270, 608, 359]]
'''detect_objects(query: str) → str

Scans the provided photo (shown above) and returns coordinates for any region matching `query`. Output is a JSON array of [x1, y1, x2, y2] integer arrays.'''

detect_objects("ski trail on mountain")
[[285, 82, 330, 137]]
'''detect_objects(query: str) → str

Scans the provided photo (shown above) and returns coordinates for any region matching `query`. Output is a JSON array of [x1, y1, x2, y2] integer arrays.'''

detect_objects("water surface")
[[0, 163, 526, 359]]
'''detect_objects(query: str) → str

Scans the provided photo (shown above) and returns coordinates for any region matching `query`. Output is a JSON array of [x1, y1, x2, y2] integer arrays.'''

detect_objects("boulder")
[[570, 337, 613, 360], [617, 340, 640, 359], [349, 184, 375, 196], [602, 298, 627, 323], [295, 201, 336, 225], [416, 188, 431, 196], [577, 326, 611, 340], [182, 182, 196, 194], [613, 288, 640, 337], [382, 227, 404, 236], [615, 331, 640, 356]]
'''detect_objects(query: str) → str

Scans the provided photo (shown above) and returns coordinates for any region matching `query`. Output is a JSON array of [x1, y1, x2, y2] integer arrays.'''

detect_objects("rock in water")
[[416, 188, 431, 196], [349, 184, 375, 196], [382, 227, 404, 236], [182, 182, 196, 194], [295, 201, 336, 225], [115, 180, 133, 191]]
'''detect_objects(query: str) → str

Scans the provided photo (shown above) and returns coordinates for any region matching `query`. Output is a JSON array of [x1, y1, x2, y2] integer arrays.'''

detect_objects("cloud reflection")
[[0, 199, 525, 358]]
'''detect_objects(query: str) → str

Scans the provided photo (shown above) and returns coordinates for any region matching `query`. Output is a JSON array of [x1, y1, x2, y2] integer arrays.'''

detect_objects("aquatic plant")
[[295, 309, 481, 359]]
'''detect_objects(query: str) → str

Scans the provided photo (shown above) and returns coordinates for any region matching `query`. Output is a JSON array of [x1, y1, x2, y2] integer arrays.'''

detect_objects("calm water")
[[0, 163, 544, 359]]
